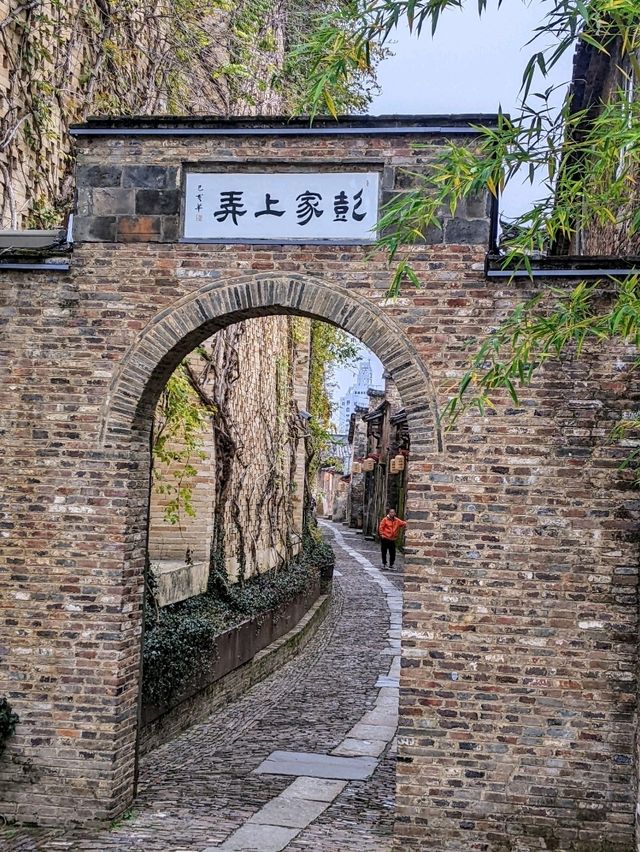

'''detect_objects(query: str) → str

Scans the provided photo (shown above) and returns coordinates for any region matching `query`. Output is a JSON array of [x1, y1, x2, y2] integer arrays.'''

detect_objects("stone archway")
[[99, 272, 441, 455], [101, 271, 439, 815], [2, 115, 637, 849]]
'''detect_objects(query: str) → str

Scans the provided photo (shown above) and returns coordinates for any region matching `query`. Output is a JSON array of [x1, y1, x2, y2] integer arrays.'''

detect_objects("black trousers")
[[380, 538, 396, 567]]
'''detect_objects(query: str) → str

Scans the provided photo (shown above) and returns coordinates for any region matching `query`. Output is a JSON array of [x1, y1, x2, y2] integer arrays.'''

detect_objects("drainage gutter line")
[[0, 262, 70, 271], [70, 124, 499, 138], [486, 267, 640, 279]]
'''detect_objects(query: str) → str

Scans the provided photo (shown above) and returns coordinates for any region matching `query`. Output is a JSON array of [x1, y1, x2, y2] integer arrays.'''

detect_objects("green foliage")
[[321, 454, 346, 470], [219, 0, 278, 107], [0, 698, 19, 756], [298, 0, 640, 260], [109, 808, 137, 831], [25, 197, 61, 230], [308, 321, 360, 482], [1, 0, 231, 225], [297, 0, 640, 471], [153, 364, 215, 525], [143, 599, 220, 706], [200, 1, 377, 116], [143, 531, 331, 705], [3, 0, 375, 226], [287, 1, 383, 115], [302, 512, 336, 571], [376, 84, 640, 293]]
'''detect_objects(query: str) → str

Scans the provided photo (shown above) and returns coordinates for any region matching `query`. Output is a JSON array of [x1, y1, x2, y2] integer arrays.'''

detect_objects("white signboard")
[[183, 172, 380, 242]]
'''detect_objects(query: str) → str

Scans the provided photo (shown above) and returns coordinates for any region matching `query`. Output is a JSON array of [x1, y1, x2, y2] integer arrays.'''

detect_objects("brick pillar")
[[0, 422, 147, 823]]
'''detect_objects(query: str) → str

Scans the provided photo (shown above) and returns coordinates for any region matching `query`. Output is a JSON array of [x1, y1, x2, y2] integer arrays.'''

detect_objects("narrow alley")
[[4, 522, 403, 852]]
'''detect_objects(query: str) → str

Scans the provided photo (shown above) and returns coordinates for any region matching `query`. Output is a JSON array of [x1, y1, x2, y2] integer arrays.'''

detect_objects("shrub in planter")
[[143, 608, 220, 706], [302, 516, 335, 583], [0, 698, 19, 755], [142, 517, 335, 707]]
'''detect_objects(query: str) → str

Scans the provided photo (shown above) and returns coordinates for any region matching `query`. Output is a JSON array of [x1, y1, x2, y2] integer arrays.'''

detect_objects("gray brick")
[[91, 188, 135, 216], [394, 168, 429, 190], [462, 192, 491, 219], [122, 165, 178, 189], [77, 164, 122, 188], [161, 216, 180, 242], [73, 215, 116, 242], [444, 216, 490, 245], [135, 189, 181, 216]]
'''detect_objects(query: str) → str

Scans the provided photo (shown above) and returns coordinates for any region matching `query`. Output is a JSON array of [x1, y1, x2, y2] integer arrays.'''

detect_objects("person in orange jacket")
[[378, 508, 407, 570]]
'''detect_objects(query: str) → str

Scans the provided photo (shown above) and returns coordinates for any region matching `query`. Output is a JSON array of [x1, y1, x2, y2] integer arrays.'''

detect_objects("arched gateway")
[[100, 272, 439, 450], [0, 116, 637, 851]]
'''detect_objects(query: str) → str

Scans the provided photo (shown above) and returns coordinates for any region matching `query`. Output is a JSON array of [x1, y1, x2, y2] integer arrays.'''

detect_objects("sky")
[[368, 0, 574, 218], [328, 1, 574, 420]]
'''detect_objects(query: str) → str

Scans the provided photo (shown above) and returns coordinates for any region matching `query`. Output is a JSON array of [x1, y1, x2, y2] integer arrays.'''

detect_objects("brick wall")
[[347, 413, 368, 528], [0, 121, 638, 850], [149, 429, 217, 566]]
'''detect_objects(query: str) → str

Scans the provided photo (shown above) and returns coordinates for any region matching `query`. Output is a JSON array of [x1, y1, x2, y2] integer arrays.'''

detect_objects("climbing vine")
[[0, 698, 19, 756], [307, 320, 359, 487], [145, 319, 355, 704], [0, 0, 376, 227], [152, 362, 215, 526], [151, 317, 305, 579], [151, 318, 355, 578], [0, 0, 227, 226], [215, 318, 303, 578]]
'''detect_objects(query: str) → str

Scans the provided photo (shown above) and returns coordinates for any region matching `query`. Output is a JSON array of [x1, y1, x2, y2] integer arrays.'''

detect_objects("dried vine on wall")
[[152, 317, 304, 583], [0, 0, 219, 225], [0, 0, 377, 227], [214, 319, 302, 581]]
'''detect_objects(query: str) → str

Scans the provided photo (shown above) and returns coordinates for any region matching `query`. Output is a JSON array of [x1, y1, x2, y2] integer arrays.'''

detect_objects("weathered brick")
[[73, 214, 116, 241], [161, 215, 180, 242], [444, 216, 491, 244], [135, 189, 181, 216], [116, 215, 162, 241], [0, 125, 637, 852], [91, 188, 135, 216], [76, 164, 122, 188], [122, 165, 178, 189]]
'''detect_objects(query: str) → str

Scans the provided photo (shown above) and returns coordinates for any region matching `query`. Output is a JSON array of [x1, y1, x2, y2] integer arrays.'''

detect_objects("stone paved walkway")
[[2, 522, 403, 852]]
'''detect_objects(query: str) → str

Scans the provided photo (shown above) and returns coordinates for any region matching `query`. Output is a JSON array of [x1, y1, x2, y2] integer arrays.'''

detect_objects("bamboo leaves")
[[442, 277, 640, 478], [294, 0, 640, 476]]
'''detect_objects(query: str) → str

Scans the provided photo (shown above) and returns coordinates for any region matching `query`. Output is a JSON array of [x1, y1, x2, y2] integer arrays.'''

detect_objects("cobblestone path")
[[3, 522, 403, 852]]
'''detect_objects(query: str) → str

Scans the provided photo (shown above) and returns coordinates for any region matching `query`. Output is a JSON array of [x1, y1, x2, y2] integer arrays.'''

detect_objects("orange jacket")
[[378, 516, 407, 541]]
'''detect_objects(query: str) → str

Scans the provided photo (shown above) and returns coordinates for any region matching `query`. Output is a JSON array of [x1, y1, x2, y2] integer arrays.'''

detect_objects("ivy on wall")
[[0, 0, 377, 227], [143, 524, 334, 705], [307, 320, 359, 486], [0, 698, 19, 756]]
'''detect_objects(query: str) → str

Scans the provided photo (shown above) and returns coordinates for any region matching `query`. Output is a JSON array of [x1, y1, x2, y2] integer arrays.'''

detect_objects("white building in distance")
[[338, 360, 373, 433]]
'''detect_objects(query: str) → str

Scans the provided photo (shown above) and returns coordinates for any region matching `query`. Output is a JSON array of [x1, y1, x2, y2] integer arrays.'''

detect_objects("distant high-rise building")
[[338, 360, 373, 432]]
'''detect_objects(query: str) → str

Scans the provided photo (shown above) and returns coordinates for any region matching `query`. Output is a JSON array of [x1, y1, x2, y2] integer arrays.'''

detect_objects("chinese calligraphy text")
[[184, 172, 380, 243]]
